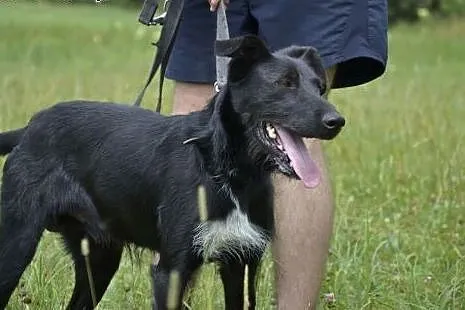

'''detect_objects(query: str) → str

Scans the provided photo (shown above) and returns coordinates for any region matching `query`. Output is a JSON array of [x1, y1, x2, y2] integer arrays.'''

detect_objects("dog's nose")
[[322, 112, 345, 130]]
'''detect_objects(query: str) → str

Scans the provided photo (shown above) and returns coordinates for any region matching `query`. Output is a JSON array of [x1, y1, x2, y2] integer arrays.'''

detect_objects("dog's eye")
[[313, 78, 326, 96], [276, 77, 294, 88], [274, 71, 298, 89], [319, 82, 327, 96]]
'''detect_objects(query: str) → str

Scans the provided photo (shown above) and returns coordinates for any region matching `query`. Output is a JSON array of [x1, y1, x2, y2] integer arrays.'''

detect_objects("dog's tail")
[[0, 128, 26, 155]]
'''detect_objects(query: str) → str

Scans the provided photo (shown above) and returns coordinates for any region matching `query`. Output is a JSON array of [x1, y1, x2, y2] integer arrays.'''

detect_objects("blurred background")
[[1, 0, 465, 309]]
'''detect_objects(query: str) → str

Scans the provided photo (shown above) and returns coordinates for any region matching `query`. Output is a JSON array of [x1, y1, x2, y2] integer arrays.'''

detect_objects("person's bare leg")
[[274, 66, 337, 310], [172, 82, 214, 115]]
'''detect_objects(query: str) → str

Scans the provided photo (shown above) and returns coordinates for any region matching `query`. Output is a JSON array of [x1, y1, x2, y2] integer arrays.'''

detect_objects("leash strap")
[[214, 1, 230, 92], [135, 0, 229, 110], [138, 0, 162, 26], [134, 0, 184, 112]]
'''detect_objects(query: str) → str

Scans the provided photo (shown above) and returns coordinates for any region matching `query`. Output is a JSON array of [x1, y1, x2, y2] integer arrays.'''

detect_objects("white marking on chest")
[[192, 186, 270, 261]]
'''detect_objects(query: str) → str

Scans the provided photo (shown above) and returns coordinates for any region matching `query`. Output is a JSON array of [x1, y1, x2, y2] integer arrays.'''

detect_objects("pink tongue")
[[274, 125, 321, 188]]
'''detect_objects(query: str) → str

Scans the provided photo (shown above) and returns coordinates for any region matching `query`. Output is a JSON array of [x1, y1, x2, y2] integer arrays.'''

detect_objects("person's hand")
[[209, 0, 229, 12]]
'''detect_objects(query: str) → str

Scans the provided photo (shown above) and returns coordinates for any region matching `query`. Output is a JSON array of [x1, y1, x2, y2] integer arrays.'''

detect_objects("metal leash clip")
[[139, 0, 170, 26]]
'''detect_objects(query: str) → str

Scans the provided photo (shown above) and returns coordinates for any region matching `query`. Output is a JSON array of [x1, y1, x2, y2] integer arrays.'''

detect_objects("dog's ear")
[[215, 35, 271, 83], [189, 89, 238, 174], [283, 46, 328, 93]]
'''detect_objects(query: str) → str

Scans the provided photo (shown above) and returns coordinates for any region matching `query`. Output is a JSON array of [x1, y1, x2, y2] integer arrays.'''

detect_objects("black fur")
[[0, 128, 25, 155], [0, 35, 344, 309]]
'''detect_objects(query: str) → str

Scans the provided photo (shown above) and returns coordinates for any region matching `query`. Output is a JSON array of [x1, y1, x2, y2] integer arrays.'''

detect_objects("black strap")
[[138, 0, 161, 26], [134, 0, 185, 112]]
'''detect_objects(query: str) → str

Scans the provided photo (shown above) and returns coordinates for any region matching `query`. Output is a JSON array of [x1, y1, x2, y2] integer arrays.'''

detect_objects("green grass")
[[1, 3, 464, 309]]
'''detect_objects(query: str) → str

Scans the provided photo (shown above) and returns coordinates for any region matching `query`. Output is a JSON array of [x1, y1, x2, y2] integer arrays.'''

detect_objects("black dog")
[[0, 35, 344, 309]]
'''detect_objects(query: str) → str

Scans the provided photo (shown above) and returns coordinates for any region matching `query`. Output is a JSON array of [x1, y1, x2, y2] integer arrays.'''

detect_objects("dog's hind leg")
[[219, 258, 260, 310], [0, 204, 45, 308], [62, 229, 123, 310], [31, 169, 123, 309]]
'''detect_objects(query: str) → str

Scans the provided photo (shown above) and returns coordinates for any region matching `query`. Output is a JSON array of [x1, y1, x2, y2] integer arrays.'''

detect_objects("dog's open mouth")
[[262, 123, 320, 188]]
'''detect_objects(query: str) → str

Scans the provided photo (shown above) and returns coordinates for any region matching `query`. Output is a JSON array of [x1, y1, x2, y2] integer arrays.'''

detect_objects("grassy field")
[[1, 3, 464, 309]]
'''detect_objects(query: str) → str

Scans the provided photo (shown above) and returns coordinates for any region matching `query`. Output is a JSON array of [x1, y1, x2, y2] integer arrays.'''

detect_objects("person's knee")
[[172, 82, 214, 115]]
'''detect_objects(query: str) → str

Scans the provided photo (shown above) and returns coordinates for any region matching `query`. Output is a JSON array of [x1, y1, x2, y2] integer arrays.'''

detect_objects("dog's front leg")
[[219, 259, 260, 310], [151, 253, 199, 310]]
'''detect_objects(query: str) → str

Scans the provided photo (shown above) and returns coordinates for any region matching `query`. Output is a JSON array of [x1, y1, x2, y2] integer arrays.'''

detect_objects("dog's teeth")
[[277, 143, 284, 151], [266, 124, 277, 139]]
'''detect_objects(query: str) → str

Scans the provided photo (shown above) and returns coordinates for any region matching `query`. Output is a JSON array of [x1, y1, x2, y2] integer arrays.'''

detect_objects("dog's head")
[[214, 35, 345, 188]]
